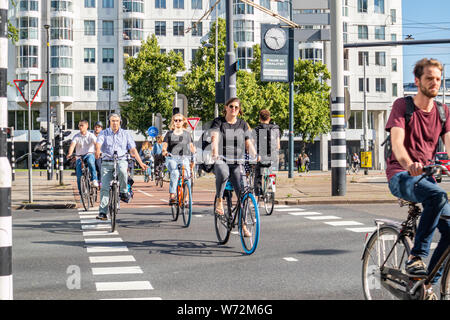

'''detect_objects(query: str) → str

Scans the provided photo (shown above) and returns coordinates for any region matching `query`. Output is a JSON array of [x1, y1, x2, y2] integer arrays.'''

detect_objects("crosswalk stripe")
[[305, 215, 341, 220], [101, 297, 162, 300], [86, 246, 129, 253], [283, 257, 298, 262], [288, 211, 321, 216], [276, 208, 305, 212], [83, 230, 119, 236], [95, 281, 153, 291], [325, 221, 363, 226], [80, 219, 110, 224], [81, 224, 110, 230], [89, 256, 136, 264], [79, 214, 99, 219], [85, 238, 123, 244], [92, 266, 143, 275]]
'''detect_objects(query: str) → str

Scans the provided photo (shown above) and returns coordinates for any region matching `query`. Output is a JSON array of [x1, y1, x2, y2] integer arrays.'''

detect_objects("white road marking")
[[83, 230, 119, 236], [138, 189, 153, 197], [85, 237, 123, 244], [89, 255, 136, 264], [95, 281, 153, 292], [288, 211, 322, 216], [325, 221, 364, 226], [79, 219, 109, 224], [92, 266, 143, 275], [81, 224, 110, 230], [86, 246, 129, 253], [305, 215, 341, 220], [276, 208, 305, 212], [283, 257, 298, 262], [101, 297, 162, 300]]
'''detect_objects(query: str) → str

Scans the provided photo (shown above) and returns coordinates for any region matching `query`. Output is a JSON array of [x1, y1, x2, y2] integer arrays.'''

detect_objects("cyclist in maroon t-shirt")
[[385, 58, 450, 299]]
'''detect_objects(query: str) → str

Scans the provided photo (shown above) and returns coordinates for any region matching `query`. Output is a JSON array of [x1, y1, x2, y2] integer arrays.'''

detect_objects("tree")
[[122, 34, 184, 136]]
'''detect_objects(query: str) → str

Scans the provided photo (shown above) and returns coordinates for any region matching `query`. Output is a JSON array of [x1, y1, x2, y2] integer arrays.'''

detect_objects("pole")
[[363, 59, 368, 175], [288, 0, 294, 178], [214, 6, 219, 118], [224, 0, 236, 101], [59, 124, 64, 185], [45, 25, 52, 180], [330, 0, 346, 196], [10, 127, 15, 181], [27, 71, 33, 203], [0, 0, 13, 299]]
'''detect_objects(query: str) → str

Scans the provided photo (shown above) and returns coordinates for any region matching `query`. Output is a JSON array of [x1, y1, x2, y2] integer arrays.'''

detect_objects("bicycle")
[[168, 154, 193, 228], [351, 161, 360, 173], [102, 151, 121, 232], [71, 155, 97, 211], [154, 161, 166, 188], [258, 165, 276, 216], [361, 163, 450, 300], [143, 158, 153, 183], [214, 156, 261, 255]]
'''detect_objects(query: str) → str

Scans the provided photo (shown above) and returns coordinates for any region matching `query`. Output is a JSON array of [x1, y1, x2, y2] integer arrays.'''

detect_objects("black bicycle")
[[71, 155, 97, 211], [362, 163, 450, 300], [258, 165, 276, 215], [214, 156, 260, 255], [102, 151, 120, 232]]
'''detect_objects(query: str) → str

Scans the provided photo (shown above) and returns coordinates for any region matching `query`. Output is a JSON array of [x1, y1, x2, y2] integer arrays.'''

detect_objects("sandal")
[[215, 199, 224, 215]]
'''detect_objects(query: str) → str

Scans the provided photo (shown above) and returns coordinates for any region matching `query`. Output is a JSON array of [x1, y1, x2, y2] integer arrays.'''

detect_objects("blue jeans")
[[76, 154, 98, 194], [99, 160, 128, 215], [166, 157, 190, 194], [389, 171, 450, 284]]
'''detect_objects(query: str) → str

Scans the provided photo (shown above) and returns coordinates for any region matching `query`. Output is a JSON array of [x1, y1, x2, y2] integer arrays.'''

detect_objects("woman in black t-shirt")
[[162, 113, 196, 204], [211, 97, 257, 229]]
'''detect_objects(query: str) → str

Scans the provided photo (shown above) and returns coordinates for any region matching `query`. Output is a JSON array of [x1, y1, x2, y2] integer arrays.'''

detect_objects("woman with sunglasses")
[[162, 114, 196, 204], [211, 97, 258, 225]]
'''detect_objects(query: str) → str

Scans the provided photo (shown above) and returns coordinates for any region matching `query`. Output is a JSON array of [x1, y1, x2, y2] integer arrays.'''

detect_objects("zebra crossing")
[[77, 207, 161, 300]]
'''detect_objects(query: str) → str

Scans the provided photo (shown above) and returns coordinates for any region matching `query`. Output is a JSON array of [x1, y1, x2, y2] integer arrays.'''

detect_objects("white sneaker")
[[92, 180, 99, 188]]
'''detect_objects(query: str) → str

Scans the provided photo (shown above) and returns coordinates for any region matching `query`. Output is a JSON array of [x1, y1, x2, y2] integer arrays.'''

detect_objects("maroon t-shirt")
[[385, 97, 450, 181]]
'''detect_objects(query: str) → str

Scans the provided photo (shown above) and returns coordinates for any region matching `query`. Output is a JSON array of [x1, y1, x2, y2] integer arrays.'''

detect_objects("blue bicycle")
[[214, 157, 260, 255]]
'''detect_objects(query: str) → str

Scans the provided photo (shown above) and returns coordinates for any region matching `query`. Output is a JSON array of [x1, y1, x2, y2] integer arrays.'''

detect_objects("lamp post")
[[44, 24, 52, 180], [203, 40, 219, 118], [100, 84, 112, 123]]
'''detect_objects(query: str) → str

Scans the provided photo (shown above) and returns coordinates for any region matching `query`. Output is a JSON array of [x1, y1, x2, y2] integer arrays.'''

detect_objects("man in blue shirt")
[[95, 113, 148, 220]]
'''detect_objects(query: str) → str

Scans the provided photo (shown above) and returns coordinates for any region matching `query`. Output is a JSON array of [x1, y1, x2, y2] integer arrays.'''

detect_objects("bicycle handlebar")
[[217, 155, 258, 163]]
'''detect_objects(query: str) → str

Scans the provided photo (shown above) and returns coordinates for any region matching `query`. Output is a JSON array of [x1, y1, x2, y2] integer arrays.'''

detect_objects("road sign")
[[13, 79, 44, 106], [361, 151, 372, 168], [187, 117, 200, 130], [147, 126, 159, 138]]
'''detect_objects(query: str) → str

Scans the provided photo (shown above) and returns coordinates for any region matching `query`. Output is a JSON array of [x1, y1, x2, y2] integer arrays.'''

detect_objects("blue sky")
[[402, 0, 450, 83]]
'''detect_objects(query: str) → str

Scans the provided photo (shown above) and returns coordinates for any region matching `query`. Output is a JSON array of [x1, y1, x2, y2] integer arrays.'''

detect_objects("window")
[[19, 1, 38, 11], [260, 0, 270, 10], [236, 47, 253, 70], [375, 52, 386, 66], [51, 0, 73, 12], [103, 0, 114, 8], [276, 1, 288, 17], [155, 0, 166, 8], [84, 48, 95, 63], [374, 0, 384, 14], [51, 74, 73, 96], [174, 0, 184, 9], [102, 48, 114, 63], [84, 76, 95, 91], [173, 49, 185, 63], [376, 78, 386, 92], [191, 49, 198, 61], [51, 45, 73, 68], [103, 21, 114, 36], [123, 18, 144, 40], [102, 76, 114, 90], [192, 0, 202, 9], [18, 16, 38, 40], [123, 0, 144, 12], [392, 83, 398, 97], [17, 45, 38, 68], [375, 26, 385, 40], [173, 21, 184, 36], [234, 20, 254, 42], [358, 25, 368, 40], [391, 33, 397, 41], [84, 20, 95, 36], [51, 17, 73, 40], [392, 58, 398, 72], [390, 9, 397, 23], [8, 110, 40, 130], [359, 78, 369, 92], [357, 0, 367, 13], [234, 0, 253, 14], [123, 46, 140, 60], [191, 22, 202, 36], [66, 111, 107, 130], [358, 51, 369, 66], [343, 22, 348, 43], [85, 0, 95, 8], [155, 21, 166, 36]]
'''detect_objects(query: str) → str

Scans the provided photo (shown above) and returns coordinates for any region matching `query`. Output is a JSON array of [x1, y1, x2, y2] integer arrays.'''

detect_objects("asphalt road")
[[12, 201, 428, 301]]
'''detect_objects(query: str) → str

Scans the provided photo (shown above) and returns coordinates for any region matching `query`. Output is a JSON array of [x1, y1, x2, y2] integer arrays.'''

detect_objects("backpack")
[[381, 96, 447, 162]]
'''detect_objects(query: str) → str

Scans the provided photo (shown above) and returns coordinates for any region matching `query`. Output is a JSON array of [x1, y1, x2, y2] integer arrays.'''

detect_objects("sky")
[[402, 0, 450, 83]]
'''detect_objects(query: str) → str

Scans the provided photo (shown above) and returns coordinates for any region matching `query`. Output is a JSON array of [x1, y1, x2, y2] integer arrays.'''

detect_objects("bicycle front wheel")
[[109, 184, 119, 232], [80, 175, 90, 211], [214, 191, 232, 245], [362, 226, 410, 300], [181, 181, 192, 227], [441, 255, 450, 300], [239, 192, 260, 255]]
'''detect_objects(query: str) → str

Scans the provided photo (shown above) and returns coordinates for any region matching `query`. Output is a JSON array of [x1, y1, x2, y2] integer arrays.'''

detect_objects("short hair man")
[[95, 113, 147, 220], [385, 58, 450, 299], [67, 120, 99, 192]]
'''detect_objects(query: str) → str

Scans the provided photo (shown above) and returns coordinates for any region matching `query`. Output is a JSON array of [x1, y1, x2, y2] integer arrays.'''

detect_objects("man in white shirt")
[[67, 120, 99, 193]]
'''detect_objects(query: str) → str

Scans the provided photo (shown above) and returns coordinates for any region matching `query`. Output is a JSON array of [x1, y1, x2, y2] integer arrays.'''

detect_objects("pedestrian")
[[303, 153, 310, 172], [95, 113, 148, 220], [297, 154, 303, 173], [385, 58, 450, 299]]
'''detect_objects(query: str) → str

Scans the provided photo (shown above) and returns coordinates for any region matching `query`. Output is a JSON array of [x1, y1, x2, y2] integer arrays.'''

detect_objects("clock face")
[[264, 27, 287, 50]]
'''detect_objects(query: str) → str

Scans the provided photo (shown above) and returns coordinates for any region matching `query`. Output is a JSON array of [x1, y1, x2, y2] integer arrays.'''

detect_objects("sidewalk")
[[11, 169, 396, 210]]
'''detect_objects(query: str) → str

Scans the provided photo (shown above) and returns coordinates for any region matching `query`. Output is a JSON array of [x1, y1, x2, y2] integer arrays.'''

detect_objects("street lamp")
[[44, 24, 52, 180], [100, 84, 112, 123], [203, 41, 219, 118]]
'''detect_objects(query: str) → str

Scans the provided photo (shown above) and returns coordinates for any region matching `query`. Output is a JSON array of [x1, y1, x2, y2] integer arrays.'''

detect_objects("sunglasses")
[[174, 119, 183, 122], [228, 105, 240, 109]]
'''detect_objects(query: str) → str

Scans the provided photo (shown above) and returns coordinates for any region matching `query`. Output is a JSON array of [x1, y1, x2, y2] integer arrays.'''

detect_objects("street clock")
[[264, 27, 287, 50]]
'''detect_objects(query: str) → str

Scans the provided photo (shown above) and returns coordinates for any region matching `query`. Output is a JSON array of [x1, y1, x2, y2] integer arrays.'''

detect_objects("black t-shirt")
[[163, 130, 192, 156], [254, 123, 280, 158], [210, 116, 251, 160]]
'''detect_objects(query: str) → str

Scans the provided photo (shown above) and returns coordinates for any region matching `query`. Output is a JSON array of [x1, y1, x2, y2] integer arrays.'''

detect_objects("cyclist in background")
[[352, 153, 360, 170], [385, 58, 450, 299], [95, 113, 147, 220], [152, 135, 164, 174], [93, 121, 103, 182], [162, 114, 196, 204], [253, 109, 280, 196], [140, 141, 153, 175], [67, 120, 99, 193]]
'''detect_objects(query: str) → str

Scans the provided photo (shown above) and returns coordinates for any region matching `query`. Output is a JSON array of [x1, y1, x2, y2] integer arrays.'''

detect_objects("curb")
[[274, 199, 398, 205], [13, 203, 77, 210]]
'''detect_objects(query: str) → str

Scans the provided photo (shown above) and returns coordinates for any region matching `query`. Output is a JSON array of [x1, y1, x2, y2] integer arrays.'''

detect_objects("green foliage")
[[123, 34, 184, 136]]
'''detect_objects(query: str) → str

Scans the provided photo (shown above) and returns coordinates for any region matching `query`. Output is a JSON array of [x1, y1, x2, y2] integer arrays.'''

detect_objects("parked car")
[[435, 152, 450, 182]]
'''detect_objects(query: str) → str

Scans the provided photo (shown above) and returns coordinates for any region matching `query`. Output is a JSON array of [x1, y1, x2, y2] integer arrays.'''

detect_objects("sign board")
[[187, 117, 200, 130], [361, 151, 372, 168], [147, 126, 159, 138], [13, 79, 44, 106]]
